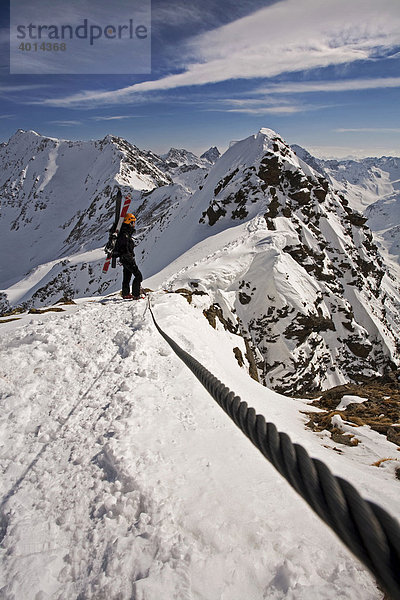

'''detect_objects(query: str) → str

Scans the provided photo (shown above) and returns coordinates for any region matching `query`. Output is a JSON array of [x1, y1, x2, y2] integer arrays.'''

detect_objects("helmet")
[[124, 213, 136, 225]]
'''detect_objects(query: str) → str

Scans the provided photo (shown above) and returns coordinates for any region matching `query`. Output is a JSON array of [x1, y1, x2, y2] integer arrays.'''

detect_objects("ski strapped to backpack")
[[111, 188, 122, 270], [102, 189, 132, 274]]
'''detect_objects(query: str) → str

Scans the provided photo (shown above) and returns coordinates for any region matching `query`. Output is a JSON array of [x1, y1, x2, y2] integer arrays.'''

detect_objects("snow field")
[[0, 292, 397, 599]]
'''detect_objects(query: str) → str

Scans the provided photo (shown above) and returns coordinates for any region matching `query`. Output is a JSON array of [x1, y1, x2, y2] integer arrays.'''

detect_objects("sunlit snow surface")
[[0, 291, 399, 599], [1, 128, 400, 598]]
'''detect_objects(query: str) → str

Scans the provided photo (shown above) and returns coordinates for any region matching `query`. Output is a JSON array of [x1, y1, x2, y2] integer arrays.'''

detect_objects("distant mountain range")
[[292, 144, 400, 262], [1, 127, 399, 394]]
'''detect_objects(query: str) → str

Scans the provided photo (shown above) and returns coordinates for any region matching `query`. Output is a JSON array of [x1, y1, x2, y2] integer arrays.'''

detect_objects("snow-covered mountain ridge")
[[1, 128, 400, 395]]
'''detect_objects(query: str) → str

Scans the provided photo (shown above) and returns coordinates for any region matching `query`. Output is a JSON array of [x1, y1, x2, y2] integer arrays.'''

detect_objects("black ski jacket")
[[113, 223, 136, 261]]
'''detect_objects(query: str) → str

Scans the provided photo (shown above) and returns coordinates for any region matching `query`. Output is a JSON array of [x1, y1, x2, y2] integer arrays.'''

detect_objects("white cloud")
[[49, 120, 82, 126], [335, 127, 400, 133], [308, 145, 400, 159], [40, 0, 400, 107], [254, 77, 400, 95], [215, 96, 337, 115], [0, 84, 49, 93], [226, 106, 304, 114], [225, 104, 333, 115], [151, 4, 205, 27], [91, 115, 141, 121]]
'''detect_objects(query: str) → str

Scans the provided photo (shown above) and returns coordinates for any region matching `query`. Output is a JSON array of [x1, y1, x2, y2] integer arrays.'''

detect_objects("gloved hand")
[[104, 233, 117, 254]]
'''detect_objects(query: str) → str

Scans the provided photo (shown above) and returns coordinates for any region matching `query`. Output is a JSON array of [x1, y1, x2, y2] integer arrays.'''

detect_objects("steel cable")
[[149, 301, 400, 600]]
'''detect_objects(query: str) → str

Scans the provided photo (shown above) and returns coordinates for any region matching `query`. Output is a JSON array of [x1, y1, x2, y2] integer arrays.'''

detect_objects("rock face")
[[200, 146, 221, 164], [227, 134, 399, 392]]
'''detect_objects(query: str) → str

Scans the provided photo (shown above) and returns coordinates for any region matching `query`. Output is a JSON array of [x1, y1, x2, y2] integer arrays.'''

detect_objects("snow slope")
[[1, 292, 399, 599], [292, 145, 400, 263], [322, 156, 400, 215]]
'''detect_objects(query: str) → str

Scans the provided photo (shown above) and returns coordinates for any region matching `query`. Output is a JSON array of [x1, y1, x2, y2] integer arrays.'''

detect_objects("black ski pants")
[[120, 256, 143, 297]]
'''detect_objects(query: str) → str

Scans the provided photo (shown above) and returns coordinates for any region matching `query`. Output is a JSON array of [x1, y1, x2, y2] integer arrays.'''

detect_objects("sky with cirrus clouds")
[[0, 0, 399, 158]]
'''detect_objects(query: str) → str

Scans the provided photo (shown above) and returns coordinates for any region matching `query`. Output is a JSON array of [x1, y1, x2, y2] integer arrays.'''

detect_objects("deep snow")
[[0, 290, 399, 599]]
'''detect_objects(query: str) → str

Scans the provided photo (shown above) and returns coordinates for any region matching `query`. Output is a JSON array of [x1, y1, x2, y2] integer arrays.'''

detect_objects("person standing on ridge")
[[113, 213, 143, 299]]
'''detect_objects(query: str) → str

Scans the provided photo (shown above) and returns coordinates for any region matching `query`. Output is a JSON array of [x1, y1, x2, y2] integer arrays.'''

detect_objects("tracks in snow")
[[0, 297, 194, 599], [0, 293, 381, 600]]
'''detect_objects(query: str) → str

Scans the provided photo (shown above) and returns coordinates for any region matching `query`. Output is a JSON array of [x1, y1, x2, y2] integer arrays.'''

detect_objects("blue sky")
[[1, 0, 399, 158]]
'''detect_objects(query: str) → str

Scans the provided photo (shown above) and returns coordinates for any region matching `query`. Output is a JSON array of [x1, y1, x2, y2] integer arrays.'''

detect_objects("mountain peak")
[[15, 128, 41, 137], [5, 129, 59, 152], [258, 127, 280, 139], [9, 129, 44, 143], [200, 146, 220, 164], [163, 147, 200, 162], [161, 147, 208, 171], [100, 133, 133, 146]]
